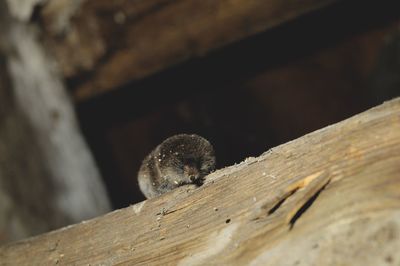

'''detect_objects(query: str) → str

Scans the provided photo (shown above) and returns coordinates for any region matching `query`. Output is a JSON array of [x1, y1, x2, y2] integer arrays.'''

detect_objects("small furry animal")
[[138, 134, 216, 199]]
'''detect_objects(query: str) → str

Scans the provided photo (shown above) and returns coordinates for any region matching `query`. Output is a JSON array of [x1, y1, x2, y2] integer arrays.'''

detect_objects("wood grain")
[[1, 98, 400, 265], [39, 0, 338, 100]]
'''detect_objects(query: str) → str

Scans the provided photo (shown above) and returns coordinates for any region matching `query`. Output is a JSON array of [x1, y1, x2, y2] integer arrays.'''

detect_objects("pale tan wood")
[[1, 98, 400, 265], [39, 0, 338, 100]]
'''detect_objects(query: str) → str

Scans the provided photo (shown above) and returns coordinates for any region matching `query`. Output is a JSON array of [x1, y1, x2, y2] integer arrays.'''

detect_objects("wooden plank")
[[1, 98, 400, 265], [39, 0, 338, 100]]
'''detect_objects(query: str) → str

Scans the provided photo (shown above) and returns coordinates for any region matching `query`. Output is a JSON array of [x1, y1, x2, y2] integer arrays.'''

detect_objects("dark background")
[[75, 0, 400, 208]]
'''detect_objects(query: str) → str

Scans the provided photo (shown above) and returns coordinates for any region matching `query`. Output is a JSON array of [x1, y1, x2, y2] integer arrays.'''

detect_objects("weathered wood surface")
[[1, 98, 400, 265], [0, 0, 110, 244], [38, 0, 338, 100]]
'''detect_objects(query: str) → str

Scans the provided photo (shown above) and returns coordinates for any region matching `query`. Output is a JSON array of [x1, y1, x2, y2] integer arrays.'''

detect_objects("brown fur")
[[138, 134, 216, 198]]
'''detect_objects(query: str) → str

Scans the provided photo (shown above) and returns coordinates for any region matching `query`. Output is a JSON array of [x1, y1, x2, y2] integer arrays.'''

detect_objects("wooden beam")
[[0, 0, 110, 244], [1, 98, 400, 265], [39, 0, 338, 100]]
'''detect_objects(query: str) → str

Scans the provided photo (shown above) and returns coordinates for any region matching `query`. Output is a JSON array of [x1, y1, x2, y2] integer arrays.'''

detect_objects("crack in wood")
[[288, 179, 330, 230], [251, 171, 329, 222], [156, 205, 189, 216], [267, 188, 299, 215]]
